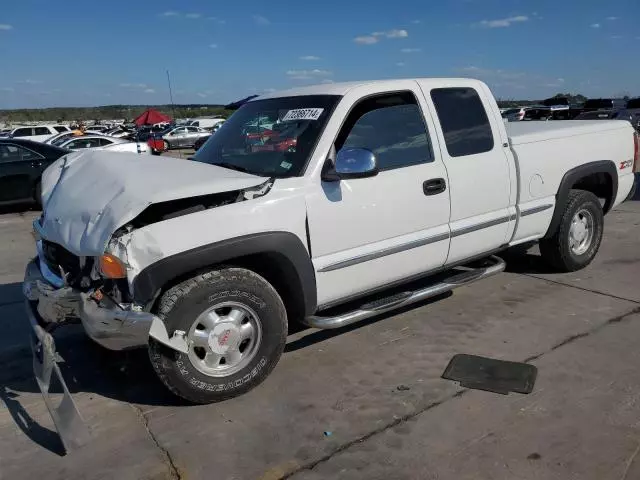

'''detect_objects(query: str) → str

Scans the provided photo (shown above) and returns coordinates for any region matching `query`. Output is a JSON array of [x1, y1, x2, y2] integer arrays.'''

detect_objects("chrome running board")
[[303, 256, 506, 330]]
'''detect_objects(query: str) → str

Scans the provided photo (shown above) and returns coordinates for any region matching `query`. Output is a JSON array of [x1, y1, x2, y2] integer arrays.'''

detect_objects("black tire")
[[148, 267, 287, 404], [539, 189, 604, 272]]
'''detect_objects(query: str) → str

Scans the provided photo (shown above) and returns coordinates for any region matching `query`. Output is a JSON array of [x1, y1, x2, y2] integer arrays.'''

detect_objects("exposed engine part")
[[121, 178, 274, 231]]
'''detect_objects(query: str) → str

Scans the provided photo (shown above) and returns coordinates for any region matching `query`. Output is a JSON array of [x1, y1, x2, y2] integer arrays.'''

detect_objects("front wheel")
[[149, 267, 287, 403], [539, 189, 604, 272]]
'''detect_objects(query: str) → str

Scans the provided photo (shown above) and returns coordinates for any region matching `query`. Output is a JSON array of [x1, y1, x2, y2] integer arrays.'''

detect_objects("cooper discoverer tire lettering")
[[148, 267, 287, 403]]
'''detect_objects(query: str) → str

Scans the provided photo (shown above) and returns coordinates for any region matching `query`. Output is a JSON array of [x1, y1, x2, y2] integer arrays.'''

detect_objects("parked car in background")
[[86, 125, 110, 133], [0, 138, 69, 206], [582, 98, 627, 112], [159, 126, 210, 149], [57, 135, 150, 154], [193, 134, 211, 151], [0, 128, 12, 137], [501, 107, 526, 121], [45, 130, 103, 146], [7, 124, 71, 142]]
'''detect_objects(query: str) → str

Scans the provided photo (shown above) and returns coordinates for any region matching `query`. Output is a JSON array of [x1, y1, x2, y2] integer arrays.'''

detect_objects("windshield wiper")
[[213, 162, 264, 176]]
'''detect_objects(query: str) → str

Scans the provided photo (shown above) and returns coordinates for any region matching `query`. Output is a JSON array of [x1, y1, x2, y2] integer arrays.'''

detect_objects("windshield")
[[193, 95, 340, 177]]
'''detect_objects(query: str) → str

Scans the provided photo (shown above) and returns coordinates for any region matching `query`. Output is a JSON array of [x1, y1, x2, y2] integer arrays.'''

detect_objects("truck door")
[[306, 83, 451, 308], [420, 83, 513, 265]]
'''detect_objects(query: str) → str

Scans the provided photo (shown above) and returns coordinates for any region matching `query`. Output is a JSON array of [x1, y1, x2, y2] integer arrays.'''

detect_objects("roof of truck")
[[255, 78, 486, 100]]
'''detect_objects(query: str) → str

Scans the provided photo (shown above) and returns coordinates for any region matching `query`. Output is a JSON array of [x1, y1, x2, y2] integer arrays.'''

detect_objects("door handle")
[[423, 178, 446, 196]]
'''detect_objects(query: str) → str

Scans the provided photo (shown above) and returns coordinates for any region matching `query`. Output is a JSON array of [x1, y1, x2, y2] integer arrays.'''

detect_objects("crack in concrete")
[[282, 305, 640, 479], [131, 404, 182, 480], [524, 274, 640, 305]]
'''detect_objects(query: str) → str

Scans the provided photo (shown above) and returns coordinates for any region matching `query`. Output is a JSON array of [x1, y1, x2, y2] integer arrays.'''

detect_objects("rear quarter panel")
[[510, 124, 635, 243]]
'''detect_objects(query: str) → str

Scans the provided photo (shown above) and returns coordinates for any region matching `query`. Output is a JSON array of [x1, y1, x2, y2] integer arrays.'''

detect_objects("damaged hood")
[[39, 150, 266, 255]]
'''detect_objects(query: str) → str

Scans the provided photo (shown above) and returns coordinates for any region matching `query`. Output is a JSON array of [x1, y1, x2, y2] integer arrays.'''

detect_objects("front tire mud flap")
[[27, 301, 91, 452]]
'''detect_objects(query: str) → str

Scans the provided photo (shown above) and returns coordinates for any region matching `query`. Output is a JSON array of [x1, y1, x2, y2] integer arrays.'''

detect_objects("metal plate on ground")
[[442, 354, 537, 395]]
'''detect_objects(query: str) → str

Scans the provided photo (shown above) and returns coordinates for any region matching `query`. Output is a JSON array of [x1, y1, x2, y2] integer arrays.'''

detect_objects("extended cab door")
[[419, 81, 515, 265], [306, 82, 451, 307]]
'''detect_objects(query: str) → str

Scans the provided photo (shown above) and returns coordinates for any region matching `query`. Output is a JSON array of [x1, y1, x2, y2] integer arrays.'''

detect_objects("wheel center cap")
[[208, 323, 240, 354], [572, 223, 587, 242]]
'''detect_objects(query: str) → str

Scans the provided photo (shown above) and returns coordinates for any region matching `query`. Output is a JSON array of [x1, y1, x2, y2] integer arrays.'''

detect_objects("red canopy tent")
[[134, 108, 172, 126]]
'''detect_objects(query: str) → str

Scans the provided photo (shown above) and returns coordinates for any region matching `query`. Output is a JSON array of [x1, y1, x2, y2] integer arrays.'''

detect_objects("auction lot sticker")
[[282, 108, 324, 121]]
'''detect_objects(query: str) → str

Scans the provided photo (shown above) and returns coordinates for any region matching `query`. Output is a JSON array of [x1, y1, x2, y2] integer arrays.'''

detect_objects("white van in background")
[[187, 117, 225, 131], [8, 124, 71, 142]]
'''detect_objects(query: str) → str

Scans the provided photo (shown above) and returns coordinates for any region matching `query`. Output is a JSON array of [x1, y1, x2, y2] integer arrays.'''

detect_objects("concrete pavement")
[[0, 196, 639, 480]]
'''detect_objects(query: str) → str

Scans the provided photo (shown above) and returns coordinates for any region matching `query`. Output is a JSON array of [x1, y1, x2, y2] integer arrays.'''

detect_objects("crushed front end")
[[22, 217, 168, 452]]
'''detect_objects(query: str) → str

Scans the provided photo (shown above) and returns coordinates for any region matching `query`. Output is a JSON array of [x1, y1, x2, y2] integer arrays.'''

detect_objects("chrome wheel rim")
[[186, 301, 262, 377], [568, 208, 594, 256]]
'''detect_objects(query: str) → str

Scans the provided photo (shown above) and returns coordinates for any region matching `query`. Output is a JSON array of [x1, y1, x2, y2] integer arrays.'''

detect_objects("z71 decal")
[[620, 160, 633, 170]]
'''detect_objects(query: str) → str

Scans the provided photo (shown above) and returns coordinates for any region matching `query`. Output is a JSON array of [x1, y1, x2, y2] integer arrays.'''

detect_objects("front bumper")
[[23, 258, 156, 351], [22, 258, 188, 451]]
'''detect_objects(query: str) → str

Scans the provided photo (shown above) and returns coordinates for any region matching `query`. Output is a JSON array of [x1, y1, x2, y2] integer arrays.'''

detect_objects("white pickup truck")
[[23, 78, 637, 449]]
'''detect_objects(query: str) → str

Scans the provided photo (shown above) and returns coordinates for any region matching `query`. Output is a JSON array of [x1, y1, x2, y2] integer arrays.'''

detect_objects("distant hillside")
[[0, 104, 234, 124]]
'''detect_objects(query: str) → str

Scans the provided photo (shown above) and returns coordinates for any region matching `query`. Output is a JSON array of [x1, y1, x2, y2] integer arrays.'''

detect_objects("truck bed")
[[506, 120, 628, 145]]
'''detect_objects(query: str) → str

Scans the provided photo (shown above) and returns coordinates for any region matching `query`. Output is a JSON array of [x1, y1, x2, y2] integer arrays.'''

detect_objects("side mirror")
[[322, 147, 379, 182]]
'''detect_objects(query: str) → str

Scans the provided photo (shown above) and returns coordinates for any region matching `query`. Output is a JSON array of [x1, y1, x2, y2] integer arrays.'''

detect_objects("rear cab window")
[[430, 87, 495, 157]]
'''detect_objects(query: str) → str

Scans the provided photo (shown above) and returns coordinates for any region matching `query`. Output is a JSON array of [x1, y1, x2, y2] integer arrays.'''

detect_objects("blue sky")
[[0, 0, 639, 108]]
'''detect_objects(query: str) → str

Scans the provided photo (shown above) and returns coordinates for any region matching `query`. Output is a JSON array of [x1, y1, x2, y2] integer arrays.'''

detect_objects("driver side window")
[[336, 91, 433, 171]]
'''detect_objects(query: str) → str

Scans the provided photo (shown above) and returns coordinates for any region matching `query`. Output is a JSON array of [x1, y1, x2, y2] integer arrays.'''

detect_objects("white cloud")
[[478, 15, 528, 28], [207, 16, 226, 24], [119, 83, 148, 89], [209, 44, 218, 49], [355, 28, 408, 44], [396, 62, 406, 67], [286, 69, 333, 80], [185, 13, 202, 19], [606, 16, 618, 21], [401, 48, 421, 53], [253, 15, 270, 25], [144, 88, 156, 94], [411, 20, 421, 24], [0, 87, 14, 92], [300, 55, 320, 61], [591, 23, 601, 28], [20, 79, 42, 85], [0, 24, 13, 30], [383, 29, 408, 38], [354, 35, 379, 45], [161, 11, 179, 17], [197, 92, 208, 98], [263, 88, 277, 93], [611, 35, 623, 39], [320, 79, 335, 84], [457, 66, 525, 80], [286, 69, 332, 76], [543, 78, 566, 88]]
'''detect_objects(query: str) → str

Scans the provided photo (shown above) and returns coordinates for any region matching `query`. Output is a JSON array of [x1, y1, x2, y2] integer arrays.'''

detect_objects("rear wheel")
[[539, 189, 604, 272], [148, 267, 287, 403]]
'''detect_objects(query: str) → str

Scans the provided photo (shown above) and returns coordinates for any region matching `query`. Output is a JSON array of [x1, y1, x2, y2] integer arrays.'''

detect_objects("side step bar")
[[302, 255, 506, 330]]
